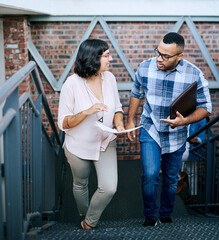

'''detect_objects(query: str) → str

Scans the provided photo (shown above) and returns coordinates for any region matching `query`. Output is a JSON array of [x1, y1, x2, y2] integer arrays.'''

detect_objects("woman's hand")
[[113, 112, 125, 136], [116, 125, 125, 133], [84, 103, 108, 116], [114, 125, 125, 137]]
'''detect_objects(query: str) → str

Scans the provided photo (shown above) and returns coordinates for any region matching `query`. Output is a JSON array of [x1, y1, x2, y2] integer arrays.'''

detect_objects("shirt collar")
[[175, 59, 183, 73]]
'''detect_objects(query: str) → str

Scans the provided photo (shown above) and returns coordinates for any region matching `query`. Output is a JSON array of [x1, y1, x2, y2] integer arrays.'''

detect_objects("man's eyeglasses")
[[154, 48, 182, 61]]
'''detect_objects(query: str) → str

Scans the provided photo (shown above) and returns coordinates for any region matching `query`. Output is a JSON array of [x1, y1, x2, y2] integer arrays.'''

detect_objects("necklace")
[[84, 75, 104, 123]]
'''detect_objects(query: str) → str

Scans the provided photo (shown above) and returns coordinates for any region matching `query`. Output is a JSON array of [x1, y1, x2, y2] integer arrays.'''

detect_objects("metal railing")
[[186, 115, 219, 214], [0, 61, 65, 240]]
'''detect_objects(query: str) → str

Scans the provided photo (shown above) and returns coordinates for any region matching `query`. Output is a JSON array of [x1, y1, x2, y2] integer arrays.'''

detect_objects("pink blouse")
[[58, 71, 123, 160]]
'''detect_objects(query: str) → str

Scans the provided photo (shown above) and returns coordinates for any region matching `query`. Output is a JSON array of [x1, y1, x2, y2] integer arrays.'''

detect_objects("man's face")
[[156, 40, 183, 72]]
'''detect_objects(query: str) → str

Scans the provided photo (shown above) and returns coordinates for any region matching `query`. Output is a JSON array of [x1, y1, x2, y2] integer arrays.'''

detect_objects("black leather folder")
[[169, 81, 197, 119]]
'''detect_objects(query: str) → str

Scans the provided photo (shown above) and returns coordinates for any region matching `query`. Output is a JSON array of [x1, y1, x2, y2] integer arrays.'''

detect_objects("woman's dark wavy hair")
[[74, 39, 109, 78]]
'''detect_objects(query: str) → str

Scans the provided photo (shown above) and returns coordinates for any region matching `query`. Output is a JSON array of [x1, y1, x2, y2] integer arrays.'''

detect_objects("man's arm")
[[126, 96, 141, 141], [185, 108, 209, 125], [160, 107, 209, 129]]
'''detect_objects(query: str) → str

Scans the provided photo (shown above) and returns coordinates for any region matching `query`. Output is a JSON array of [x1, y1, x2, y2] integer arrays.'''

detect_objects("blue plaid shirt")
[[131, 57, 212, 154]]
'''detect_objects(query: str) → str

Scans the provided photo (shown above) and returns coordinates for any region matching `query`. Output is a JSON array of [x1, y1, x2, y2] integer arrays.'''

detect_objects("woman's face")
[[99, 49, 113, 73]]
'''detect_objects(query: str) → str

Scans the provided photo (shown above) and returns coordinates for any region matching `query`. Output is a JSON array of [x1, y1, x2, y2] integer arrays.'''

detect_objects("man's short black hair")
[[163, 32, 185, 49], [74, 39, 109, 78]]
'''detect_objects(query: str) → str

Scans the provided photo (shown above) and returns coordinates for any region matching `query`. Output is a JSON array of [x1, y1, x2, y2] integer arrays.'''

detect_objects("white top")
[[58, 71, 123, 160]]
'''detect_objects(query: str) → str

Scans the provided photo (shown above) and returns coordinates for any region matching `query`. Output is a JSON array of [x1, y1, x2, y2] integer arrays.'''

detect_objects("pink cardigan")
[[58, 71, 123, 160]]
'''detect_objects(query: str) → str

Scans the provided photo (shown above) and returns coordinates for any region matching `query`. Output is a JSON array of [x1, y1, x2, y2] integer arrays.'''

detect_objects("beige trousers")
[[64, 140, 117, 227]]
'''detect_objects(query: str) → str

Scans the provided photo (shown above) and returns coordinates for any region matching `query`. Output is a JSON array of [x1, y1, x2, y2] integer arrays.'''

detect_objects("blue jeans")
[[139, 128, 185, 221]]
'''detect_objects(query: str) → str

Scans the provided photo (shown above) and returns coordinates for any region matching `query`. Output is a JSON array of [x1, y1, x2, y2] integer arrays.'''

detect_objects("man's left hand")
[[160, 111, 186, 128]]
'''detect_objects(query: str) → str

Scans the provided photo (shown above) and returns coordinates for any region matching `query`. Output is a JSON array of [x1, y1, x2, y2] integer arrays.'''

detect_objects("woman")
[[58, 39, 125, 229]]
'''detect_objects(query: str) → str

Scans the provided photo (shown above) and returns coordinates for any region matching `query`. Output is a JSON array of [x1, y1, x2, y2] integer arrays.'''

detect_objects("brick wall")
[[3, 17, 219, 159], [4, 17, 30, 94], [30, 21, 219, 82]]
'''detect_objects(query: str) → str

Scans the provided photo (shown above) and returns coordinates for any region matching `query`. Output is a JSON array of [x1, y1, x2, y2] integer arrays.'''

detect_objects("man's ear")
[[178, 53, 184, 61]]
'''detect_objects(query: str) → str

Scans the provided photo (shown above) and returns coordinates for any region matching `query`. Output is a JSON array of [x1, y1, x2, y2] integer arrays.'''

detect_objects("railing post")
[[55, 131, 65, 220], [32, 95, 42, 227], [3, 88, 23, 240], [205, 128, 216, 214], [0, 164, 3, 240], [210, 138, 216, 205]]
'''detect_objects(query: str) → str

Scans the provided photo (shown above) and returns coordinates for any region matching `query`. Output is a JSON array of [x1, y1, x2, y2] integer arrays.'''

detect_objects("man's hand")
[[126, 121, 136, 142], [190, 137, 198, 144], [160, 111, 186, 128]]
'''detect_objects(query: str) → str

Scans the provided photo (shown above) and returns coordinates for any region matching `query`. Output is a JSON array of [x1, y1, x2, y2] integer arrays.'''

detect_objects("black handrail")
[[187, 114, 219, 141], [31, 66, 61, 145]]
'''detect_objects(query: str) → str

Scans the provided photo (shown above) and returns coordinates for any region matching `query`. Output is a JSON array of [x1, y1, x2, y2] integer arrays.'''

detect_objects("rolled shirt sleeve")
[[58, 80, 75, 131], [196, 72, 212, 114], [131, 62, 146, 99]]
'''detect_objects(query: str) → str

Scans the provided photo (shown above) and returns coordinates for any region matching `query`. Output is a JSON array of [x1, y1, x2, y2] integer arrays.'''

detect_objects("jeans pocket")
[[139, 127, 150, 143]]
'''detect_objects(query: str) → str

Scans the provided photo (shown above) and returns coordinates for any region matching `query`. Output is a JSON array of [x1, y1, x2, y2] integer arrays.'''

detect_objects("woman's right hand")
[[84, 103, 108, 116]]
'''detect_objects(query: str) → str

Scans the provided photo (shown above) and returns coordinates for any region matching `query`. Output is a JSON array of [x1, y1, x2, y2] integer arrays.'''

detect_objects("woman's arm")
[[63, 111, 88, 129], [63, 103, 108, 129], [113, 112, 125, 132]]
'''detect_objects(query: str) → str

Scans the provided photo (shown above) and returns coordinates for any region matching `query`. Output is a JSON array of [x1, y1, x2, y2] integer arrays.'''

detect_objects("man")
[[126, 32, 212, 226]]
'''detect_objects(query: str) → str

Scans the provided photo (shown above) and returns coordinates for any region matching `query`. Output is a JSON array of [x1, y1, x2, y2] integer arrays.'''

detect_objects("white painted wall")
[[0, 0, 51, 14], [0, 0, 218, 16], [50, 0, 219, 16]]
